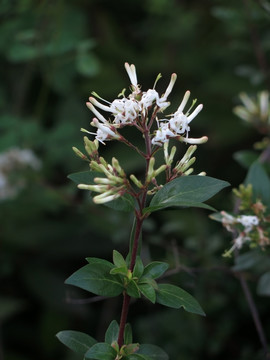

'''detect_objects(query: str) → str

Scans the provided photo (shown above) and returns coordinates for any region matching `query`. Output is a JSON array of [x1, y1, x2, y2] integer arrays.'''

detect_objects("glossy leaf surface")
[[156, 284, 205, 316], [65, 263, 123, 297], [56, 330, 96, 355], [145, 176, 230, 213]]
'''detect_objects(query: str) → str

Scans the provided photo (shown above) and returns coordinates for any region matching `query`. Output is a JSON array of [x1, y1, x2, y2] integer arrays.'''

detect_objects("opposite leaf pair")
[[65, 252, 205, 316]]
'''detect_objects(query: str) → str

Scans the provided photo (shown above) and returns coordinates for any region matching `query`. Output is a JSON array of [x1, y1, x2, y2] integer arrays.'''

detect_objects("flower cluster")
[[218, 184, 270, 257], [221, 210, 270, 257], [0, 147, 41, 200], [84, 63, 207, 147], [233, 91, 270, 134]]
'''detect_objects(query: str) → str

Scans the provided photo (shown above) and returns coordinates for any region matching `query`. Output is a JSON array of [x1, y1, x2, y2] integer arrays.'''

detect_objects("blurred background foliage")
[[1, 0, 270, 359]]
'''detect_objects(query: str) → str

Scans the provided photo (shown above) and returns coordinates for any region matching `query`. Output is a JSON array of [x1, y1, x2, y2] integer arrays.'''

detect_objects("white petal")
[[177, 91, 191, 112], [187, 104, 203, 123]]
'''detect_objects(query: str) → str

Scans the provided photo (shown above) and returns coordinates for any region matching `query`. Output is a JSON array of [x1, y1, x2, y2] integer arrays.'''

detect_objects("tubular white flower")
[[187, 104, 203, 123], [86, 102, 107, 123], [163, 73, 177, 100], [233, 107, 251, 121], [177, 91, 191, 113], [89, 118, 120, 144], [89, 97, 112, 112], [124, 63, 138, 87], [180, 136, 208, 145], [239, 92, 257, 113], [259, 91, 269, 119]]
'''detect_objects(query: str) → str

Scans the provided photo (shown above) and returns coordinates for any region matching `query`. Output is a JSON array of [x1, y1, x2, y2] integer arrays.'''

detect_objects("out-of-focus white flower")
[[237, 215, 259, 233], [233, 91, 270, 129], [0, 147, 41, 200]]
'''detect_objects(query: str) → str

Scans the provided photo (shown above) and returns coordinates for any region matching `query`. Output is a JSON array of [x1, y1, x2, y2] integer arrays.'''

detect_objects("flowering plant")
[[210, 90, 270, 358], [56, 63, 229, 359]]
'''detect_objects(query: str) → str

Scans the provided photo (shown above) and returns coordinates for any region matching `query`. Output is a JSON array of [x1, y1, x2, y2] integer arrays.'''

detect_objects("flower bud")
[[154, 164, 167, 177], [72, 147, 88, 160], [130, 174, 143, 188], [78, 184, 108, 192], [146, 157, 156, 182], [84, 136, 99, 157], [112, 157, 125, 176], [184, 168, 194, 176], [93, 191, 121, 204]]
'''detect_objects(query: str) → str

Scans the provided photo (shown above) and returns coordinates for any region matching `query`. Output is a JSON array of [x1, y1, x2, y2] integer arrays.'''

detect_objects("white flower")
[[110, 98, 141, 124], [169, 112, 190, 134], [234, 234, 251, 249], [85, 63, 205, 147], [0, 147, 41, 200], [82, 118, 120, 145], [152, 122, 175, 146], [237, 215, 259, 233], [124, 62, 140, 95], [125, 63, 138, 88], [140, 89, 170, 110]]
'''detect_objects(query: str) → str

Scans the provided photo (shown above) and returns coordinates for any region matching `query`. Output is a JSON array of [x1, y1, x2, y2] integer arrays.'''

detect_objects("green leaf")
[[245, 161, 270, 206], [86, 257, 114, 267], [121, 343, 140, 356], [110, 266, 129, 276], [68, 171, 98, 185], [103, 193, 135, 212], [56, 330, 97, 355], [145, 176, 230, 213], [113, 250, 127, 268], [126, 280, 141, 298], [156, 284, 205, 316], [232, 250, 267, 272], [136, 344, 169, 360], [233, 150, 259, 169], [105, 320, 119, 345], [85, 342, 117, 360], [209, 212, 224, 223], [65, 263, 123, 297], [257, 271, 270, 296], [138, 283, 156, 304], [124, 323, 133, 345], [133, 257, 144, 279], [126, 354, 151, 360], [142, 262, 169, 279]]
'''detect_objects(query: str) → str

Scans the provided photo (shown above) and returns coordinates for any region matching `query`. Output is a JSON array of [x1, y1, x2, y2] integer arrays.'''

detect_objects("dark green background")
[[1, 1, 269, 359]]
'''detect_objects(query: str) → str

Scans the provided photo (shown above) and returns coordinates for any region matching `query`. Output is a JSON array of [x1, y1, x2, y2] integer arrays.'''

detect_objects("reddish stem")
[[117, 215, 143, 347], [117, 292, 131, 348], [117, 121, 152, 348]]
